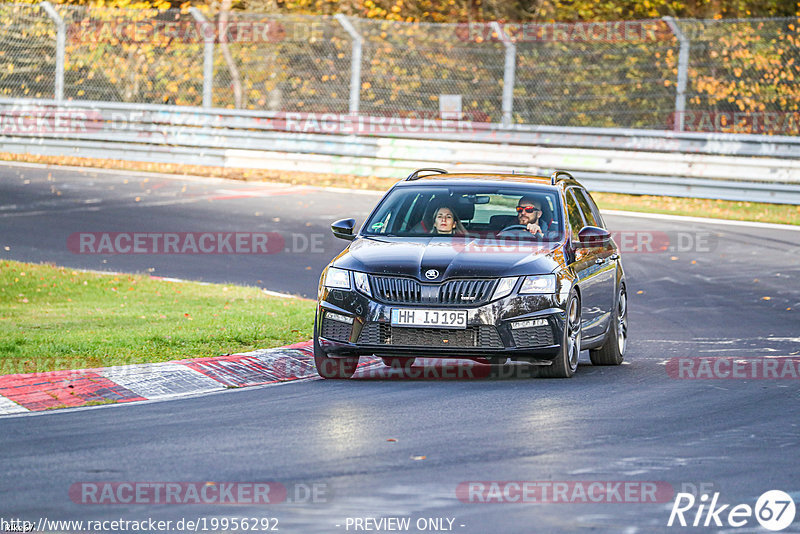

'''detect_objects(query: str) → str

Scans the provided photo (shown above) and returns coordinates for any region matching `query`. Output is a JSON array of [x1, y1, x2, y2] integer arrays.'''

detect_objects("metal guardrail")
[[2, 98, 800, 204]]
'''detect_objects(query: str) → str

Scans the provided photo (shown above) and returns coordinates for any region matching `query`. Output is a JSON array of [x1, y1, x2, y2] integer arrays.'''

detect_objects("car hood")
[[332, 236, 564, 280]]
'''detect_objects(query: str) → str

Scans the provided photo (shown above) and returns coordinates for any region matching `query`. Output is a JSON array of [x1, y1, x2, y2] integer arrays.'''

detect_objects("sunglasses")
[[516, 206, 542, 214]]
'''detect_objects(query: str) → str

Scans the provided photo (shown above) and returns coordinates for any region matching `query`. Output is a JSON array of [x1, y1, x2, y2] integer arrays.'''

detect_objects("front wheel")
[[537, 289, 581, 378], [589, 284, 627, 366], [313, 317, 359, 379]]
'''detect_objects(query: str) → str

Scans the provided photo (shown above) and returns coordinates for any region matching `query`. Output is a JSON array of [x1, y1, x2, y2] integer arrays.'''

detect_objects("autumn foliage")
[[0, 0, 799, 133]]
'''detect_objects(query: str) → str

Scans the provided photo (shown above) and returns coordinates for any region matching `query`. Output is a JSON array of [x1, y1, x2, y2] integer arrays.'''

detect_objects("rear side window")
[[570, 187, 599, 228], [577, 189, 605, 228], [565, 189, 586, 238]]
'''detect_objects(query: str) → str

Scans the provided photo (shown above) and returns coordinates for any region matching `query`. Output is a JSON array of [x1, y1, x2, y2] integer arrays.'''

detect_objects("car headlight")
[[353, 271, 371, 297], [492, 276, 519, 300], [519, 274, 556, 294], [324, 267, 351, 290]]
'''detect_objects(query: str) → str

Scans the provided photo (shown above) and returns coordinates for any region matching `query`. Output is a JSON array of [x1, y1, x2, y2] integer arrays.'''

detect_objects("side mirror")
[[331, 218, 356, 241], [577, 226, 611, 248]]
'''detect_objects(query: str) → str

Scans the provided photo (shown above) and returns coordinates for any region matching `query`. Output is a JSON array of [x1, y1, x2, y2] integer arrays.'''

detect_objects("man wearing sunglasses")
[[516, 196, 548, 237]]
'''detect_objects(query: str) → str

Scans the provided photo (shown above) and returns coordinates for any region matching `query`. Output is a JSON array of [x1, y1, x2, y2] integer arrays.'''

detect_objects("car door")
[[576, 188, 617, 335], [565, 188, 612, 339]]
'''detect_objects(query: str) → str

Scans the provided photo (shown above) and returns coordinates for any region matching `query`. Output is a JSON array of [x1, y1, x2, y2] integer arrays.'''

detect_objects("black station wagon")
[[313, 169, 627, 379]]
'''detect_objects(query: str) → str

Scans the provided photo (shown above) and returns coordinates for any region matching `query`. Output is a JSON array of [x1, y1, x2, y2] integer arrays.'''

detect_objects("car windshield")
[[362, 185, 564, 241]]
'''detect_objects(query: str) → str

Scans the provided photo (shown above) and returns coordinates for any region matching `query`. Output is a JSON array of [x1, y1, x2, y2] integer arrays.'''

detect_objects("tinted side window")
[[565, 189, 585, 238], [577, 189, 604, 229], [571, 187, 599, 228]]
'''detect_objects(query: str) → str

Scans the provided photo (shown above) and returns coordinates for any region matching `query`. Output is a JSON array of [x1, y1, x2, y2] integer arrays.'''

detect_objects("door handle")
[[596, 253, 618, 265]]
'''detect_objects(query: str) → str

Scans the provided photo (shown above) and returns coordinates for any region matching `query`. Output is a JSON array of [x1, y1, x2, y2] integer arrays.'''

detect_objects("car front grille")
[[511, 325, 555, 348], [321, 316, 352, 342], [357, 323, 503, 349], [369, 276, 498, 306]]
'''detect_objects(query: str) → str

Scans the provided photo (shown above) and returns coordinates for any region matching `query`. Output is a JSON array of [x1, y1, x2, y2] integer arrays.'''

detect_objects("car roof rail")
[[550, 170, 574, 185], [406, 168, 448, 181]]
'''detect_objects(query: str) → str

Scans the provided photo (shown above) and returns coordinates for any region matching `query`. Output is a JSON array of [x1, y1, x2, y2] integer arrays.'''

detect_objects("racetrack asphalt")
[[1, 163, 800, 533]]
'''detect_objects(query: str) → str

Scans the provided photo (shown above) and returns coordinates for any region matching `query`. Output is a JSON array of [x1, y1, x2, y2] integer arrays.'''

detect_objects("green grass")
[[0, 260, 316, 374], [592, 192, 800, 226]]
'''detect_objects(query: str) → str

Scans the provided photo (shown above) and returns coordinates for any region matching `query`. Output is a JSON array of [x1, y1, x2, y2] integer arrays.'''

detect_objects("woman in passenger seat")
[[431, 205, 466, 235]]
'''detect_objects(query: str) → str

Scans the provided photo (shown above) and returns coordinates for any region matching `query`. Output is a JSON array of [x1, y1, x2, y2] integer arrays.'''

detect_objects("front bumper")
[[316, 286, 567, 360]]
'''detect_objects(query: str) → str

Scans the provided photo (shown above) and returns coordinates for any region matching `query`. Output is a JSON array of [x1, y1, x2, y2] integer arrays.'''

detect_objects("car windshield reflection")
[[362, 186, 564, 241]]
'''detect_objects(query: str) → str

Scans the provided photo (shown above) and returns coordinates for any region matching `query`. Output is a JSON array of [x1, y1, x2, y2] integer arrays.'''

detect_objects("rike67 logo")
[[668, 490, 796, 531]]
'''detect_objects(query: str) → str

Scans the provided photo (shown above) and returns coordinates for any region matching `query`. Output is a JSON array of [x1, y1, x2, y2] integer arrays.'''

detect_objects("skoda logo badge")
[[425, 269, 439, 280]]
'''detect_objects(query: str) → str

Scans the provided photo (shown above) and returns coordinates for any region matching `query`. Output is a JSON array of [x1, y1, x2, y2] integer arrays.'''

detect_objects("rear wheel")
[[537, 289, 581, 378], [313, 317, 359, 379], [589, 284, 627, 366], [381, 357, 416, 369]]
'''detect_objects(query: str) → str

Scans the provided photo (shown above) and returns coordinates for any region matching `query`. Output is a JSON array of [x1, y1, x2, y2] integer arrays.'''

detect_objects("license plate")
[[390, 309, 468, 329]]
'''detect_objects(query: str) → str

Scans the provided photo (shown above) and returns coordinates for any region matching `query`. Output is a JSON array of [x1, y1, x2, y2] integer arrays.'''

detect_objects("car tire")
[[313, 316, 359, 379], [589, 284, 627, 366], [537, 289, 581, 378], [381, 357, 416, 369]]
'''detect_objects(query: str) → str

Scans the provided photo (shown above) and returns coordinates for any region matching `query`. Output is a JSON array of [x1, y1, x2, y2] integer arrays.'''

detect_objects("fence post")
[[663, 16, 690, 132], [190, 7, 214, 109], [490, 22, 516, 128], [335, 14, 362, 115], [40, 1, 65, 102]]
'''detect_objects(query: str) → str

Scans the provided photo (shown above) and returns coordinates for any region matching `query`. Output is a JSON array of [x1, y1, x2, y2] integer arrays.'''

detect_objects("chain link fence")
[[56, 4, 205, 104], [678, 18, 800, 134], [1, 3, 799, 133], [212, 12, 352, 111], [0, 3, 57, 99], [512, 20, 678, 128], [354, 19, 506, 121]]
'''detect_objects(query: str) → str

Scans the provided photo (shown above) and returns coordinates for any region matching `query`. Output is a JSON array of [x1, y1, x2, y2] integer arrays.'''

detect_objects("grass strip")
[[2, 152, 799, 226], [593, 192, 800, 226], [0, 260, 315, 374]]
